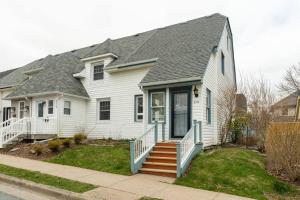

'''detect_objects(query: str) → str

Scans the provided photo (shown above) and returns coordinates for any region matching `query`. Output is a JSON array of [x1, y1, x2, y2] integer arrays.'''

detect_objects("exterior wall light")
[[193, 86, 199, 98]]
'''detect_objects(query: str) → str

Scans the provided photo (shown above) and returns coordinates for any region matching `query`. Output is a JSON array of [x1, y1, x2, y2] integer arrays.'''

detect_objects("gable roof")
[[0, 68, 17, 80], [5, 13, 229, 99], [273, 91, 300, 108]]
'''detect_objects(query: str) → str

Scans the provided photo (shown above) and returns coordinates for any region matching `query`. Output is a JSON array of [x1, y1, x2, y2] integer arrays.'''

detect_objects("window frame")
[[150, 91, 166, 123], [134, 95, 143, 122], [19, 101, 25, 119], [93, 62, 104, 81], [64, 101, 71, 116], [48, 100, 54, 115], [206, 89, 212, 124], [221, 51, 225, 75], [98, 98, 111, 121]]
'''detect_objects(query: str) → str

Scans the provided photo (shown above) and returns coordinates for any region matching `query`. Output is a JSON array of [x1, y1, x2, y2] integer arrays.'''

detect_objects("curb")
[[0, 173, 87, 200]]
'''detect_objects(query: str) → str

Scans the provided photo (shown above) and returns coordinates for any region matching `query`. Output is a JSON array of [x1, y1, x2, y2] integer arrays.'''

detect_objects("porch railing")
[[130, 121, 159, 174], [0, 117, 31, 148], [176, 120, 203, 177]]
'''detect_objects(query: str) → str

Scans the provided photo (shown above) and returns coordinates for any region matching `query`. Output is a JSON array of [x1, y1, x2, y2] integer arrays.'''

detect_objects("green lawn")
[[47, 140, 131, 175], [0, 164, 96, 193], [175, 148, 300, 200]]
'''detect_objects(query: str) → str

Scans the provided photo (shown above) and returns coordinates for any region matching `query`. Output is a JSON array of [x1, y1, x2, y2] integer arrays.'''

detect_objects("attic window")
[[93, 63, 104, 80]]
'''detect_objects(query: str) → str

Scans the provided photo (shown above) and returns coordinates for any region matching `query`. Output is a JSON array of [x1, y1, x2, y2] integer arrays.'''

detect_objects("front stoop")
[[139, 142, 177, 178]]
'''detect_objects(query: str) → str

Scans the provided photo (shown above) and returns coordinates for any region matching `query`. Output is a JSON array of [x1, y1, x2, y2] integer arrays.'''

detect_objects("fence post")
[[199, 121, 202, 143], [193, 120, 197, 144], [129, 140, 135, 174], [154, 121, 158, 143], [176, 143, 181, 177], [162, 123, 165, 141]]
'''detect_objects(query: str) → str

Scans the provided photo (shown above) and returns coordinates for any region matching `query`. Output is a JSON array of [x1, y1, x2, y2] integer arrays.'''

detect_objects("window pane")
[[137, 115, 143, 120], [38, 103, 44, 117], [99, 100, 110, 120], [100, 101, 110, 110], [137, 97, 143, 113], [94, 65, 104, 80], [152, 107, 164, 122], [152, 93, 164, 107], [49, 100, 53, 107], [64, 101, 70, 109], [64, 108, 71, 115], [64, 101, 71, 115], [48, 108, 54, 114], [100, 111, 110, 120]]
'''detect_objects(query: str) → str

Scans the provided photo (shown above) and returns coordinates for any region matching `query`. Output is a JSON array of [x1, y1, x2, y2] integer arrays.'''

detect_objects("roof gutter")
[[81, 53, 118, 62], [4, 91, 90, 100], [139, 77, 202, 88]]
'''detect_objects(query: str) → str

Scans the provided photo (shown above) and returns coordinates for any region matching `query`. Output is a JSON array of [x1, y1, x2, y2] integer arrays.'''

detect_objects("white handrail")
[[0, 117, 31, 147], [179, 125, 195, 166], [134, 124, 156, 162]]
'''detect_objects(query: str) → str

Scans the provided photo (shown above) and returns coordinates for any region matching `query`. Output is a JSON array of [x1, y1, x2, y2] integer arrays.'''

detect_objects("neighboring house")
[[272, 91, 300, 122], [0, 13, 236, 151]]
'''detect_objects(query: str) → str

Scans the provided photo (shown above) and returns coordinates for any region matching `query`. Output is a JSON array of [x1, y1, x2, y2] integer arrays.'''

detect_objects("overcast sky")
[[1, 0, 299, 91]]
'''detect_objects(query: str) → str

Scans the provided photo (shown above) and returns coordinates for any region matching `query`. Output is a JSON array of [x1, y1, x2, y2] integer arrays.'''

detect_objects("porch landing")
[[0, 154, 253, 200]]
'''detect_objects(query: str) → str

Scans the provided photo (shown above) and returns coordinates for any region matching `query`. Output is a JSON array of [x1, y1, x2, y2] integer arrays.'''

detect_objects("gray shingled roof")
[[0, 68, 17, 80], [4, 13, 228, 99]]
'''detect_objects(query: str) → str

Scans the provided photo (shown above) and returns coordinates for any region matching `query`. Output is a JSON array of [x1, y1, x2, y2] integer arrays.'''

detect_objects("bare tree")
[[240, 75, 274, 152], [218, 84, 236, 145], [278, 64, 300, 94]]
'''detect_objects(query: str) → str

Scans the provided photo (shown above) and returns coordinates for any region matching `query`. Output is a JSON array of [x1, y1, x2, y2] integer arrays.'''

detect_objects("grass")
[[0, 164, 96, 193], [175, 148, 300, 200], [47, 140, 131, 175]]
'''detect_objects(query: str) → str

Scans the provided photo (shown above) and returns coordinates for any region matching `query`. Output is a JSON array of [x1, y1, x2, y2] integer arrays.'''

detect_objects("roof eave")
[[81, 53, 118, 62]]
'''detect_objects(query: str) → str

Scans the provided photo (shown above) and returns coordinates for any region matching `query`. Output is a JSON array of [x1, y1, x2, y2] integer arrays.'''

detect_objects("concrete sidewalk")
[[0, 154, 252, 200]]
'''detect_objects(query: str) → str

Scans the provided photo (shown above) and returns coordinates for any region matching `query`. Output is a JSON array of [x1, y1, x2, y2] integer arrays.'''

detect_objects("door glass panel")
[[173, 93, 188, 137], [38, 103, 44, 118]]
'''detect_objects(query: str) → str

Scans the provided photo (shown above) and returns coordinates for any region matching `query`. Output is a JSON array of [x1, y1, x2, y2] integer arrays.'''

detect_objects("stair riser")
[[140, 170, 176, 178], [146, 158, 176, 163], [150, 152, 176, 158], [156, 143, 176, 147], [142, 164, 176, 170], [153, 147, 176, 152]]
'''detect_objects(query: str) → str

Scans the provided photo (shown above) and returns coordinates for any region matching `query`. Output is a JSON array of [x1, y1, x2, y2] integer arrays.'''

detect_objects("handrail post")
[[176, 143, 181, 177], [129, 140, 135, 174], [193, 120, 197, 144], [162, 123, 165, 141], [199, 121, 202, 143], [154, 121, 158, 143]]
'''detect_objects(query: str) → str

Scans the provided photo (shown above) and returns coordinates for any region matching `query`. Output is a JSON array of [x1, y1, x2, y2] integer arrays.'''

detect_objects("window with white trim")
[[151, 92, 165, 122], [93, 63, 104, 80], [206, 89, 211, 124], [99, 98, 110, 120], [64, 101, 71, 115], [48, 100, 54, 114], [135, 95, 143, 121], [19, 101, 25, 119]]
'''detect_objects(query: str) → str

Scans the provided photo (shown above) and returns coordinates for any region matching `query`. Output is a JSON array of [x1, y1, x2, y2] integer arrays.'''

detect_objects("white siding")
[[81, 58, 151, 139], [58, 96, 87, 137]]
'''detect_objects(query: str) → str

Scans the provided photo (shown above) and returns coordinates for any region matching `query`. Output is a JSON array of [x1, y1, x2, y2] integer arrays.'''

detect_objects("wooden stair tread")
[[151, 151, 176, 154], [148, 156, 176, 160], [144, 162, 176, 166], [140, 168, 176, 173], [154, 146, 176, 148]]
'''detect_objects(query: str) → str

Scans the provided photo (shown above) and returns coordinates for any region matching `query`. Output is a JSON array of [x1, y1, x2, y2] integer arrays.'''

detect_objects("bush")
[[273, 180, 292, 194], [32, 144, 44, 156], [73, 133, 87, 145], [48, 140, 61, 152], [62, 138, 71, 148], [265, 122, 300, 181]]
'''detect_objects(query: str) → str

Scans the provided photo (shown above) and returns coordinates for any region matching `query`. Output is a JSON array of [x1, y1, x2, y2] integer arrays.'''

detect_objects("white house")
[[0, 13, 236, 154]]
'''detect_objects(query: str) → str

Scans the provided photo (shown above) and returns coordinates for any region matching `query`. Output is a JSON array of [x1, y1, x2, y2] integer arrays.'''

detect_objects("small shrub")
[[62, 138, 71, 148], [73, 133, 87, 145], [266, 122, 300, 181], [32, 144, 44, 156], [48, 140, 61, 152], [273, 180, 291, 194]]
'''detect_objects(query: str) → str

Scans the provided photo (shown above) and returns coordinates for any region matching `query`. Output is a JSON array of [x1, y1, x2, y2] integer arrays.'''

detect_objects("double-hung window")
[[93, 63, 104, 80], [19, 101, 25, 119], [99, 98, 110, 120], [151, 92, 165, 123], [206, 89, 211, 124], [135, 95, 143, 122], [48, 100, 54, 114], [64, 101, 71, 115]]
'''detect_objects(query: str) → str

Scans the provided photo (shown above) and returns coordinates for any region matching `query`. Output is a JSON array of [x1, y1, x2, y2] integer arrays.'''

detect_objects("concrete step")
[[143, 162, 176, 170], [139, 168, 177, 178]]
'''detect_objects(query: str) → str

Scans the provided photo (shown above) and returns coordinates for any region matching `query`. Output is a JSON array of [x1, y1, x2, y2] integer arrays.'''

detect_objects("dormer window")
[[93, 63, 104, 80]]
